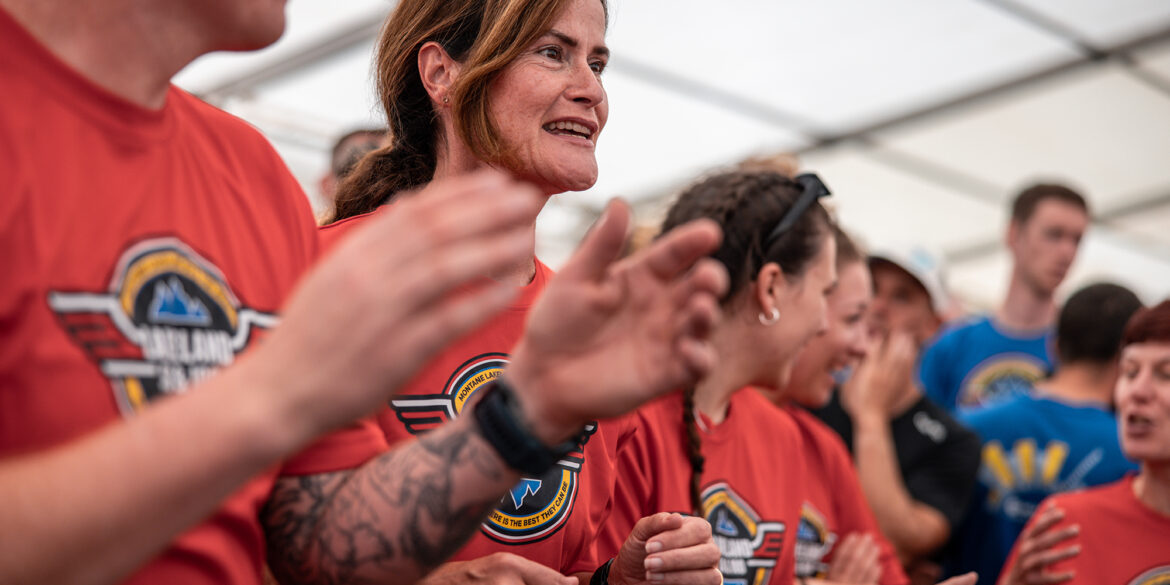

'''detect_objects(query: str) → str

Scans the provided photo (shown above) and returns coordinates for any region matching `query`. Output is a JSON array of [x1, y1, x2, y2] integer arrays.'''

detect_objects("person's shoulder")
[[169, 87, 283, 161], [959, 392, 1035, 431], [318, 209, 382, 251], [917, 397, 981, 446], [789, 405, 853, 465], [1045, 476, 1133, 517], [935, 314, 993, 344], [789, 405, 843, 445], [736, 390, 797, 428], [636, 392, 686, 425]]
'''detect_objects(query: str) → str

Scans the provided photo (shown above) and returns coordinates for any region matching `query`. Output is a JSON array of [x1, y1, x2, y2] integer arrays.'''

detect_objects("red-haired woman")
[[999, 300, 1170, 585]]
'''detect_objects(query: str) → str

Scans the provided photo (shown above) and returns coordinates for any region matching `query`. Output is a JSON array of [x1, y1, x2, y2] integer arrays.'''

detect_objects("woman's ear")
[[754, 262, 787, 318], [418, 41, 462, 107]]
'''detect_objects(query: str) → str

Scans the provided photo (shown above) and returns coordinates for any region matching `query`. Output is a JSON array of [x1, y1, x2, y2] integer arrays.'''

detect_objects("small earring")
[[758, 308, 780, 326], [442, 96, 449, 104]]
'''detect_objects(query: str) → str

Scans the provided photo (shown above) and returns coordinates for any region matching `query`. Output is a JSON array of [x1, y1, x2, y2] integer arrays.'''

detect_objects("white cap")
[[867, 245, 950, 316]]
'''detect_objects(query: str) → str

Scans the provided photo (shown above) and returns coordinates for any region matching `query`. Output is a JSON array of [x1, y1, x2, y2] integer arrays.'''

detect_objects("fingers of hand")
[[1020, 544, 1080, 574], [478, 552, 574, 585], [1026, 507, 1067, 539], [559, 198, 632, 283], [389, 229, 530, 311], [643, 541, 721, 574], [387, 283, 518, 377], [364, 171, 540, 256], [1025, 570, 1075, 585], [634, 512, 685, 550], [1032, 524, 1079, 551], [643, 516, 713, 556], [636, 218, 722, 281], [643, 568, 722, 585], [937, 572, 978, 585]]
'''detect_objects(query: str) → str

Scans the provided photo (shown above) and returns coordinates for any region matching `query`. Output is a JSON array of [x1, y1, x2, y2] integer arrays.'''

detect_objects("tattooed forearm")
[[262, 415, 517, 585]]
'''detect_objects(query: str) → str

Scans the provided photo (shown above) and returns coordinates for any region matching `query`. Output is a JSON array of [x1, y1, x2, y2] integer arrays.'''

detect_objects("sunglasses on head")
[[763, 173, 831, 247]]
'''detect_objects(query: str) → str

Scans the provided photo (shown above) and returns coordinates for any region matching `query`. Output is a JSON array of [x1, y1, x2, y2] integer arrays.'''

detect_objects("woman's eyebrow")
[[547, 29, 610, 58]]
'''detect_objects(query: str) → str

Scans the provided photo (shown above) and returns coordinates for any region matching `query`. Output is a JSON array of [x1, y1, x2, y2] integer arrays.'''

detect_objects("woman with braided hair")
[[595, 169, 839, 585], [597, 169, 981, 585]]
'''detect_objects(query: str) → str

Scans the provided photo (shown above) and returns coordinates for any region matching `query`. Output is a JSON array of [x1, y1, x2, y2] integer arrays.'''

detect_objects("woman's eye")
[[538, 46, 562, 60], [590, 59, 607, 74]]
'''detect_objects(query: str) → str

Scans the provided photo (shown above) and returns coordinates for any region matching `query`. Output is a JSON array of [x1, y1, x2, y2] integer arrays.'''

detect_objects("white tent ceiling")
[[174, 0, 1170, 310]]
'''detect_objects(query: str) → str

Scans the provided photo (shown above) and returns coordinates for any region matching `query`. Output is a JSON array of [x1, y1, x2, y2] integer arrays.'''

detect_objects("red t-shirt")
[[320, 214, 630, 575], [999, 475, 1170, 585], [598, 390, 804, 585], [0, 9, 386, 584], [786, 406, 909, 585]]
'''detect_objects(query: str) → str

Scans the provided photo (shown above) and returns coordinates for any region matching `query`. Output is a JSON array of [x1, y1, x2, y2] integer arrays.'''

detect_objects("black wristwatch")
[[590, 558, 615, 585], [472, 376, 585, 476]]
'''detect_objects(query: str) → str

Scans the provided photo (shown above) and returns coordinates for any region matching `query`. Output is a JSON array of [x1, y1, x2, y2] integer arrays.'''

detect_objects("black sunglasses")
[[764, 173, 831, 247]]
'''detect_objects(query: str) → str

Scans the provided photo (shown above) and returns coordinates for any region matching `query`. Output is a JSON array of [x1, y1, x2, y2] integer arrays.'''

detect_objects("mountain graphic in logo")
[[149, 277, 211, 326]]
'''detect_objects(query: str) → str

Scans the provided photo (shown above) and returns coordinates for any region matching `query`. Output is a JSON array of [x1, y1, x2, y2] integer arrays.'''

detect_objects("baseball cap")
[[867, 244, 950, 316]]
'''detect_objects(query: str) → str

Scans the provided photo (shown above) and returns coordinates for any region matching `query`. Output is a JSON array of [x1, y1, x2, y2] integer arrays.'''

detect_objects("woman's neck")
[[692, 323, 758, 424], [1135, 463, 1170, 517], [431, 150, 542, 286]]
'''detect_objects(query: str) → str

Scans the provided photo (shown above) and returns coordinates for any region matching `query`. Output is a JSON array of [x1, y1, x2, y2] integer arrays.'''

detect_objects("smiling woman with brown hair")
[[316, 1, 721, 585]]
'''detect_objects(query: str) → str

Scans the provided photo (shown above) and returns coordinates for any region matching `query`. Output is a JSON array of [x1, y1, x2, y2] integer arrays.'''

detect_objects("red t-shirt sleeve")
[[822, 429, 908, 585], [279, 417, 389, 476], [594, 412, 656, 564], [567, 415, 640, 575]]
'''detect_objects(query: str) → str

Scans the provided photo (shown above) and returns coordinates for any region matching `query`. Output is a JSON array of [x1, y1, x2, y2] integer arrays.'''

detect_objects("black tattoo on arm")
[[262, 416, 514, 585]]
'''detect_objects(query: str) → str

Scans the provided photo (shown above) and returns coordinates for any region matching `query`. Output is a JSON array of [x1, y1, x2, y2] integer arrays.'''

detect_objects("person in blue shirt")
[[945, 282, 1143, 581], [919, 184, 1090, 413]]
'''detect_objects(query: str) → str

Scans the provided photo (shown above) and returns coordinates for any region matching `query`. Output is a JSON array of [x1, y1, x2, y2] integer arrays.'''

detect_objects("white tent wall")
[[175, 0, 1170, 310]]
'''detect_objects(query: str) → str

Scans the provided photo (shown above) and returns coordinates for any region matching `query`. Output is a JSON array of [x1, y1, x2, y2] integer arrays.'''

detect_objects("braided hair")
[[660, 169, 833, 515]]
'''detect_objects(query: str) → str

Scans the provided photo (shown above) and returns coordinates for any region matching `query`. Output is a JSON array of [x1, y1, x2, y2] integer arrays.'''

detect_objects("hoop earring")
[[758, 308, 780, 326]]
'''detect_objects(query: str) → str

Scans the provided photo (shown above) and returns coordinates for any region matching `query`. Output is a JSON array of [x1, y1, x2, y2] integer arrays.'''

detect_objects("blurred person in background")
[[998, 300, 1170, 585], [316, 127, 386, 218], [812, 246, 980, 585], [319, 1, 723, 584], [947, 282, 1142, 582], [920, 185, 1090, 413]]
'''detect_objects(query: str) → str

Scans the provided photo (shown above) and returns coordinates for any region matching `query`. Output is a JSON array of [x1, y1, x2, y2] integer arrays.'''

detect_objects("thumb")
[[628, 512, 684, 551], [557, 198, 631, 284], [938, 572, 978, 585]]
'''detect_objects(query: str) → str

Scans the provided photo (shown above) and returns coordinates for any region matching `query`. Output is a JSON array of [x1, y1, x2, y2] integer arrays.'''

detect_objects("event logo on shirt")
[[47, 238, 277, 415], [794, 502, 836, 579], [391, 353, 597, 544], [979, 439, 1101, 520], [959, 354, 1047, 409], [702, 482, 787, 585], [1129, 567, 1170, 585]]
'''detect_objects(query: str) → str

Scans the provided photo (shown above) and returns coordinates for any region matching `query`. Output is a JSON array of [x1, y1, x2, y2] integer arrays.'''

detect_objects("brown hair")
[[1121, 299, 1170, 349], [329, 0, 606, 222], [660, 169, 834, 514], [832, 224, 863, 271], [1010, 183, 1090, 225]]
